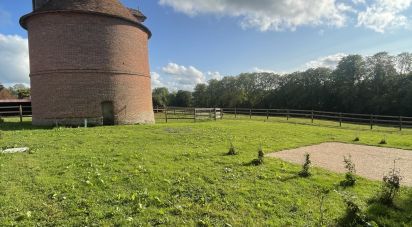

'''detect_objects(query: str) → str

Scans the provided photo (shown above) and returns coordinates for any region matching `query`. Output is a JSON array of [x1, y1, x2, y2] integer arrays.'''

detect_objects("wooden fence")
[[2, 103, 411, 130], [221, 108, 412, 131], [0, 105, 32, 123], [154, 107, 222, 122]]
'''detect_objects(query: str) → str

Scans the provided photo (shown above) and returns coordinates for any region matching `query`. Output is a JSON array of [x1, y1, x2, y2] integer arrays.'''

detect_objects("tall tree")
[[332, 55, 366, 113], [9, 84, 30, 99], [396, 52, 412, 75], [173, 90, 193, 107], [152, 87, 170, 107], [193, 84, 208, 107]]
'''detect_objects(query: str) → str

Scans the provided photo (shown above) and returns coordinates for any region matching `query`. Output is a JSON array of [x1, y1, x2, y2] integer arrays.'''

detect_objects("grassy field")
[[0, 117, 411, 226]]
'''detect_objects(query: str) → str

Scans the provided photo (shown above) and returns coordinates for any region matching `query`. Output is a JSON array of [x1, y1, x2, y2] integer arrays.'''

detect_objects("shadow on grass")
[[364, 191, 412, 226], [0, 121, 51, 131]]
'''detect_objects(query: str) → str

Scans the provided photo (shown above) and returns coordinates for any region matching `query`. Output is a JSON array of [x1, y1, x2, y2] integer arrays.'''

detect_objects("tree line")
[[0, 84, 31, 100], [153, 52, 412, 116]]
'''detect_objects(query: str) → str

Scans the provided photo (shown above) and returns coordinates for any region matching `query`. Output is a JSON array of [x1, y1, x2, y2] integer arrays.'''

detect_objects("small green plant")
[[340, 155, 357, 187], [227, 142, 237, 155], [251, 146, 264, 166], [379, 135, 387, 144], [316, 187, 331, 226], [299, 153, 311, 177], [353, 132, 360, 142], [378, 160, 402, 205], [339, 193, 371, 226]]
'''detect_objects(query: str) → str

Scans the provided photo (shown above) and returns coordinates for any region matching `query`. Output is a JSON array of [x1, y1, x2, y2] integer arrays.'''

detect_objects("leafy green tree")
[[396, 52, 412, 75], [193, 84, 208, 107], [173, 90, 193, 107], [155, 52, 412, 117], [152, 87, 170, 107], [9, 84, 30, 99], [332, 55, 366, 113]]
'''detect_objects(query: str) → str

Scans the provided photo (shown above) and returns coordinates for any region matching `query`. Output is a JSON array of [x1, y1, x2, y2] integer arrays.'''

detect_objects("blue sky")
[[1, 0, 412, 90]]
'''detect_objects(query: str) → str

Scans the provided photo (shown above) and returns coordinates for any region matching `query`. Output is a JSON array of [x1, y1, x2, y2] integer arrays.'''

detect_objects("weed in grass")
[[378, 160, 402, 206], [340, 155, 357, 187], [298, 153, 311, 177], [379, 135, 387, 145], [353, 132, 360, 142], [316, 187, 331, 226], [339, 193, 374, 227], [251, 145, 264, 166], [227, 142, 237, 155]]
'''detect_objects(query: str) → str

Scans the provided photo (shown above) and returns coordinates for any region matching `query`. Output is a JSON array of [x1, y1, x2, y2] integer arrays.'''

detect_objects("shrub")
[[379, 135, 387, 145], [227, 143, 237, 155], [339, 194, 372, 227], [0, 117, 4, 123], [340, 155, 357, 187], [378, 161, 402, 205], [316, 187, 331, 226], [251, 146, 264, 166], [298, 153, 311, 177]]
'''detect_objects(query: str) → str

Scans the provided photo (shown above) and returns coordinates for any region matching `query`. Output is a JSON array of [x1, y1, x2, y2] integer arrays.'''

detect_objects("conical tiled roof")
[[20, 0, 150, 37]]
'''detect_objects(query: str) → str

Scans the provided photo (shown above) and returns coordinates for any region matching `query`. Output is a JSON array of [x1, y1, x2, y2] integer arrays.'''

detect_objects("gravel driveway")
[[267, 142, 412, 186]]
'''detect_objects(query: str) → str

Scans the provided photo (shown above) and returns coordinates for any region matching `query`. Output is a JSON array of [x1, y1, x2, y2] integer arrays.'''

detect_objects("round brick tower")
[[20, 0, 155, 126]]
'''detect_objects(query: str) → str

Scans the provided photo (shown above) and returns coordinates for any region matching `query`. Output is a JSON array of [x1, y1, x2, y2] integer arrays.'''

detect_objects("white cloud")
[[0, 34, 30, 85], [252, 67, 287, 75], [357, 0, 412, 32], [158, 0, 351, 31], [305, 53, 347, 69], [159, 0, 412, 33], [206, 71, 222, 80], [162, 63, 206, 90], [151, 71, 164, 88], [153, 63, 222, 91]]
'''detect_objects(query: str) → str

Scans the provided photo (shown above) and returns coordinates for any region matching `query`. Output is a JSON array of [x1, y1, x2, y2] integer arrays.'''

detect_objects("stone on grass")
[[1, 147, 30, 154]]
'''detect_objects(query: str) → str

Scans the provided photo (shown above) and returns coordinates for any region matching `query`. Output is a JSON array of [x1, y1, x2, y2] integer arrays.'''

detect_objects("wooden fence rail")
[[0, 105, 32, 123], [221, 108, 412, 131], [155, 107, 222, 122], [2, 104, 411, 131]]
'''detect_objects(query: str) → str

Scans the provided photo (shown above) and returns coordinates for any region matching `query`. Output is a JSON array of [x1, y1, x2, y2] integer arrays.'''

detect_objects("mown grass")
[[0, 117, 411, 226]]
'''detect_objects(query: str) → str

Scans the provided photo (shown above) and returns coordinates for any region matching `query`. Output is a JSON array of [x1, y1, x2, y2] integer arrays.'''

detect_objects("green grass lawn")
[[0, 117, 411, 226]]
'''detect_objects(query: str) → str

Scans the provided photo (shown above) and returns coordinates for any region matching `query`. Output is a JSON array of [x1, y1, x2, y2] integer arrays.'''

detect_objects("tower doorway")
[[101, 101, 115, 125]]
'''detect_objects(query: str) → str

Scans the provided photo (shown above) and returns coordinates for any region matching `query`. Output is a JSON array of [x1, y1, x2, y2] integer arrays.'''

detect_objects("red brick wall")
[[26, 12, 154, 125]]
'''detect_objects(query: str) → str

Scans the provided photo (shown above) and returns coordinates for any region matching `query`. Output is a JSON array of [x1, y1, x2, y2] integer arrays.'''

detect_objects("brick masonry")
[[25, 12, 154, 125]]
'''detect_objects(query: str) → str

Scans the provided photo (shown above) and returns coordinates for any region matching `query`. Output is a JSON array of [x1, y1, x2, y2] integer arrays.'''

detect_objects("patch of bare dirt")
[[267, 142, 412, 186]]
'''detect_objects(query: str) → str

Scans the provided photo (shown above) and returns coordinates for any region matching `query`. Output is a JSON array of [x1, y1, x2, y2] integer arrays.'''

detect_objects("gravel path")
[[267, 142, 412, 186]]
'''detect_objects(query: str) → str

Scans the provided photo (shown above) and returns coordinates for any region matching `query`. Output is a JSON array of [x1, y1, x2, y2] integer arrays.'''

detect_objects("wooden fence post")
[[370, 114, 373, 130], [221, 109, 224, 119], [165, 107, 168, 123], [235, 107, 237, 118], [339, 113, 342, 127], [287, 109, 289, 121], [311, 110, 314, 123], [266, 109, 269, 120], [400, 116, 403, 131], [194, 108, 197, 123], [249, 109, 252, 119], [19, 105, 23, 123], [214, 108, 217, 121]]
